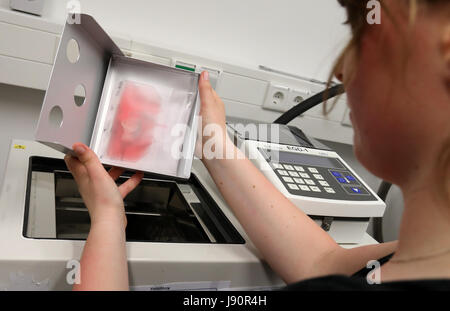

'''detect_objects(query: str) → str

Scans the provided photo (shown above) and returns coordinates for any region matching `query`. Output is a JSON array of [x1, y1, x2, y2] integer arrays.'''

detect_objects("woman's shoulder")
[[282, 275, 450, 291]]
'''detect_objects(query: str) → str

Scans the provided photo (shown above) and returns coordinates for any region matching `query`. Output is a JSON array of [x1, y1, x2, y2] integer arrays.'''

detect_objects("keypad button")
[[324, 187, 336, 194], [310, 186, 321, 192], [300, 173, 310, 178], [313, 174, 324, 180], [287, 183, 299, 190], [351, 187, 362, 193], [305, 179, 315, 185], [343, 185, 369, 195], [299, 185, 310, 191], [282, 177, 294, 183], [278, 170, 289, 176], [331, 171, 342, 177], [294, 166, 305, 172], [272, 163, 283, 169], [319, 181, 330, 187], [308, 167, 319, 173], [294, 178, 305, 184], [283, 165, 294, 170], [288, 171, 300, 177], [346, 175, 356, 182], [337, 177, 348, 183]]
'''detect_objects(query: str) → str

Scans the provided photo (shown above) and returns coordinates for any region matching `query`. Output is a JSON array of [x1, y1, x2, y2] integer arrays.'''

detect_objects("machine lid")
[[35, 14, 124, 153]]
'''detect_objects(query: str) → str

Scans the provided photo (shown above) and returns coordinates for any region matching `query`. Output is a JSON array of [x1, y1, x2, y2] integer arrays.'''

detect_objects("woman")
[[65, 0, 450, 290]]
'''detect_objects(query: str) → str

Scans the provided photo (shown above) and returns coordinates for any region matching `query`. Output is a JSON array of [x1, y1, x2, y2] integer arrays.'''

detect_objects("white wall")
[[2, 0, 350, 82]]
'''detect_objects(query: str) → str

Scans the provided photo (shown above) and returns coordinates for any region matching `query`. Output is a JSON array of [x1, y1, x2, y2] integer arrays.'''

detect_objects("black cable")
[[373, 181, 392, 243], [273, 84, 345, 125]]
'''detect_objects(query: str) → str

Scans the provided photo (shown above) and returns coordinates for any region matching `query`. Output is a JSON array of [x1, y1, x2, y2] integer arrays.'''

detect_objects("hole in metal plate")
[[49, 106, 63, 128], [74, 84, 86, 107], [66, 39, 80, 64]]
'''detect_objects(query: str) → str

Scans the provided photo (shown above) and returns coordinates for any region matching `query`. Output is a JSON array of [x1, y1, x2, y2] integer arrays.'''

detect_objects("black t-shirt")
[[284, 254, 450, 291]]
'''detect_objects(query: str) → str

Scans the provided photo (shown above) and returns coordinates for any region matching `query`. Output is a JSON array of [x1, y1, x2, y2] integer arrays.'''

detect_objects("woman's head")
[[333, 0, 450, 194]]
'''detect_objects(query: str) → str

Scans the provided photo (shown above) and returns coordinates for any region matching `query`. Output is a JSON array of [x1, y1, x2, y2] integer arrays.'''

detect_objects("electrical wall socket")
[[263, 84, 312, 113], [287, 89, 310, 110], [262, 84, 290, 112]]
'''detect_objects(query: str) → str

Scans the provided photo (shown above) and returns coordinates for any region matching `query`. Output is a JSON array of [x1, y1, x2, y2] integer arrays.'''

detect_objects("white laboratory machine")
[[0, 139, 378, 290], [228, 123, 386, 244]]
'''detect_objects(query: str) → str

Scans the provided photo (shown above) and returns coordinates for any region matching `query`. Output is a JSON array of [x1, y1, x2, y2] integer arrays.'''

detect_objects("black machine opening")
[[23, 156, 244, 244]]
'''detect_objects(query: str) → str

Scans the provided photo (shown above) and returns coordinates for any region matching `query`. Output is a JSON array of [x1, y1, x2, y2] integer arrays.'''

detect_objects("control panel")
[[259, 148, 377, 201]]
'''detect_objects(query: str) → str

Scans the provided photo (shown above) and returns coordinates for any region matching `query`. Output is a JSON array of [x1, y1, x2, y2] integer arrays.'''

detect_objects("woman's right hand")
[[64, 143, 143, 229], [197, 71, 232, 160]]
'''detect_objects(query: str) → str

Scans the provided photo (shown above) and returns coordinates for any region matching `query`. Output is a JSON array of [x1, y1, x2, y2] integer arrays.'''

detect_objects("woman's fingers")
[[199, 71, 216, 109], [108, 167, 125, 181], [118, 171, 144, 198], [64, 154, 89, 187], [72, 143, 107, 181]]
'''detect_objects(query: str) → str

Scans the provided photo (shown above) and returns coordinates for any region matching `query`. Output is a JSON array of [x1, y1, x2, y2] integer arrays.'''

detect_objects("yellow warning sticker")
[[14, 144, 26, 150]]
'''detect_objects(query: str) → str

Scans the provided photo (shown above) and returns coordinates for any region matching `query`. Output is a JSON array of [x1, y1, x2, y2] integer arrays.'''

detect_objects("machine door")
[[23, 156, 244, 244]]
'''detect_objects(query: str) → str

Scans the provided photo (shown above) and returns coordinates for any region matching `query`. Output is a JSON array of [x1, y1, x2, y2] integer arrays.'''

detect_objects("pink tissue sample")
[[107, 82, 161, 161]]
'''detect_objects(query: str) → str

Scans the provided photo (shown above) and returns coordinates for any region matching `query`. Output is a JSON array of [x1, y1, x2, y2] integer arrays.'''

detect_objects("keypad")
[[274, 163, 338, 195], [265, 154, 376, 201]]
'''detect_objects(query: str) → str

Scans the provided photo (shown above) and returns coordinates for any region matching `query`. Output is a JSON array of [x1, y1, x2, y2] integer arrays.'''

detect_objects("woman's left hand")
[[64, 142, 144, 229]]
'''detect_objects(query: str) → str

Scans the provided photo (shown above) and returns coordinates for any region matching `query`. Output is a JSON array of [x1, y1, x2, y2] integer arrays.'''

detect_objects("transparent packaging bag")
[[91, 56, 200, 178]]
